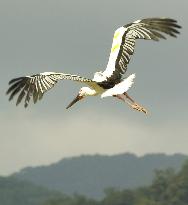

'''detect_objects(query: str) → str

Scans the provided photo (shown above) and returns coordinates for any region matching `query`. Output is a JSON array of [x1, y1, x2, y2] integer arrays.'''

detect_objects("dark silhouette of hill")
[[43, 160, 188, 205], [13, 153, 187, 198], [0, 176, 63, 205]]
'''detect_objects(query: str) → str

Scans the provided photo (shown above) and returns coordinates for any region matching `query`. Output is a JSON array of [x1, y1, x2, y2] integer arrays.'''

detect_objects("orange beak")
[[66, 94, 84, 109]]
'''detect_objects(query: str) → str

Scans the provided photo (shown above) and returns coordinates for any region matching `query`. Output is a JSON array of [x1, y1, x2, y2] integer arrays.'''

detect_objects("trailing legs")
[[114, 93, 148, 114]]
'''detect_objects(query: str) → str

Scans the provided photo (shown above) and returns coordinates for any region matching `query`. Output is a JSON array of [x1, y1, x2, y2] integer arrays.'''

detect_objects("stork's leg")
[[114, 94, 138, 112], [123, 92, 148, 114], [114, 94, 132, 106], [123, 92, 135, 103]]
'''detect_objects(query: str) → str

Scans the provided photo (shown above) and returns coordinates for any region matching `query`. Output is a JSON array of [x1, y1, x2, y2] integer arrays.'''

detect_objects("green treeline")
[[0, 160, 188, 205], [43, 160, 188, 205], [0, 177, 62, 205], [14, 153, 187, 198]]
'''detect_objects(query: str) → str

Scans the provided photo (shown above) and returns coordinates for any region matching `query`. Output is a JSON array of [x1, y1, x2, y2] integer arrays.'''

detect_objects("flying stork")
[[6, 18, 181, 114]]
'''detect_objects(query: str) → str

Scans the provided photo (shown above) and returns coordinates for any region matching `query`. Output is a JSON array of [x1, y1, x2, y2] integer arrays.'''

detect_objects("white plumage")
[[101, 74, 135, 98], [6, 17, 181, 114]]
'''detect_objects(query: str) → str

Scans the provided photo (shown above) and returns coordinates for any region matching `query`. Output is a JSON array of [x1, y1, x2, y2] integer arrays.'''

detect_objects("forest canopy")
[[43, 160, 188, 205], [0, 159, 188, 205]]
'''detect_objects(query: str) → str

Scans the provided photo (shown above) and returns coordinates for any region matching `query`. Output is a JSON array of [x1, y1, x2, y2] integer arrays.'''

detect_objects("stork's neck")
[[86, 87, 97, 96], [80, 86, 98, 96]]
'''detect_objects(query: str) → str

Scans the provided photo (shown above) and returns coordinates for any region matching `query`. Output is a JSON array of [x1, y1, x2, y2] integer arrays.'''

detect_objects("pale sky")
[[0, 0, 187, 176]]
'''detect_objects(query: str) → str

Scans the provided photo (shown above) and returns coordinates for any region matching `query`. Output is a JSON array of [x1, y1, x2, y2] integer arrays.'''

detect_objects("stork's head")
[[66, 87, 95, 109]]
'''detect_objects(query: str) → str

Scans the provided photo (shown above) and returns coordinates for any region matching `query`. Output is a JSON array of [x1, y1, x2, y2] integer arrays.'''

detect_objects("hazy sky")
[[0, 0, 187, 176]]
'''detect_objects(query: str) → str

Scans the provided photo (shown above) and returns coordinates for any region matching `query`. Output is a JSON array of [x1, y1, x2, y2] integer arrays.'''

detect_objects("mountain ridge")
[[0, 176, 63, 205], [12, 153, 188, 198]]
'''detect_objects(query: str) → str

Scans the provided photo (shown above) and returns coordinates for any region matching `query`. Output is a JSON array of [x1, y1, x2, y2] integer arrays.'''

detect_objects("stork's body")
[[6, 18, 181, 114]]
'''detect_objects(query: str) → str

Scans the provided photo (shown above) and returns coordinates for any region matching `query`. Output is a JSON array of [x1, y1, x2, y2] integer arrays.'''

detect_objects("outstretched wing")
[[102, 18, 181, 83], [6, 72, 93, 107]]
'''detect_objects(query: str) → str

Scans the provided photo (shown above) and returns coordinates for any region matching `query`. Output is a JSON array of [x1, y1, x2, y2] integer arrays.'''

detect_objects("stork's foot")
[[131, 103, 148, 114]]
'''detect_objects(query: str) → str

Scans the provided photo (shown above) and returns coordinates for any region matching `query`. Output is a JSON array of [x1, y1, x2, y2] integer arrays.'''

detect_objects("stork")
[[6, 18, 181, 114]]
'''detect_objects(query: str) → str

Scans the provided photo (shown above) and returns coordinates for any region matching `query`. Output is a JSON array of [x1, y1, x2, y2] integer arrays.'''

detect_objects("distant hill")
[[13, 153, 188, 198], [0, 176, 64, 205]]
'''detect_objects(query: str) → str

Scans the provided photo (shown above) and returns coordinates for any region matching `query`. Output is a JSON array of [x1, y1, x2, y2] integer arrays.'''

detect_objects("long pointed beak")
[[66, 94, 84, 109]]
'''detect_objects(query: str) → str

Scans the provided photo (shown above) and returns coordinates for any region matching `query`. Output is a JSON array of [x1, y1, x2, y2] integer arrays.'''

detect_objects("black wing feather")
[[6, 72, 93, 107], [104, 17, 181, 83]]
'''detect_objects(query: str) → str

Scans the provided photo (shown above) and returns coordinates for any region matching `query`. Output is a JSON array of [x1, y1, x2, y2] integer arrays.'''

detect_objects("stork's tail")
[[101, 73, 136, 98]]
